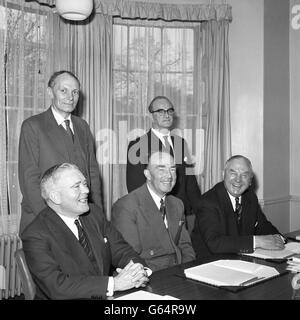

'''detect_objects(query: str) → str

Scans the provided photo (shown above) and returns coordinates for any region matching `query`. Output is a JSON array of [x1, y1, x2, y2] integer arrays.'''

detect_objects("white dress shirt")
[[51, 106, 74, 133], [151, 128, 173, 148]]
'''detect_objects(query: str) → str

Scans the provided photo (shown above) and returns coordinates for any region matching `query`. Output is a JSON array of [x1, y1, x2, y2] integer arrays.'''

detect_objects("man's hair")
[[148, 96, 174, 113], [224, 155, 254, 177], [40, 163, 80, 201], [47, 70, 80, 89]]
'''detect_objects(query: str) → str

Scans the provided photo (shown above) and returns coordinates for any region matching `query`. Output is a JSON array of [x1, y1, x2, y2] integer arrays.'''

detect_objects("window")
[[0, 1, 49, 221], [112, 20, 205, 198]]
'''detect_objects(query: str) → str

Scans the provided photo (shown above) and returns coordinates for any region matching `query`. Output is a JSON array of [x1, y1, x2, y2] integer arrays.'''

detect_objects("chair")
[[15, 249, 36, 300]]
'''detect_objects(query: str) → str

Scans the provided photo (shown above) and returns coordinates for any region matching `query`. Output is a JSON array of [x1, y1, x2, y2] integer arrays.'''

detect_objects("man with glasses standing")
[[126, 96, 201, 230]]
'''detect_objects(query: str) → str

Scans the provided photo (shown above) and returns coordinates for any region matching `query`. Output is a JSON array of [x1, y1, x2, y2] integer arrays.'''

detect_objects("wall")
[[290, 0, 300, 231], [228, 0, 264, 198], [263, 0, 290, 233]]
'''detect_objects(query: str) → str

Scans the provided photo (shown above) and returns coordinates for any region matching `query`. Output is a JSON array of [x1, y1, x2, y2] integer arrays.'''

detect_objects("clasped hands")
[[114, 260, 150, 292]]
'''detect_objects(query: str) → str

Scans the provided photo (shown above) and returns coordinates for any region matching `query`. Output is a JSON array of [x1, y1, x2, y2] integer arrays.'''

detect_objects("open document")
[[242, 241, 300, 260], [184, 260, 279, 287]]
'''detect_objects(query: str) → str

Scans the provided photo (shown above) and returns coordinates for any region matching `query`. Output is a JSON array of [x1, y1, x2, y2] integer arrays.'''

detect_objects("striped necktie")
[[74, 219, 99, 273], [235, 197, 242, 226], [64, 119, 74, 142]]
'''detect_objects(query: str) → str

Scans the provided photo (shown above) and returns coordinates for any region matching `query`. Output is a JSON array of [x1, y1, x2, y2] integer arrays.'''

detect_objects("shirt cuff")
[[145, 267, 152, 277], [106, 276, 114, 297]]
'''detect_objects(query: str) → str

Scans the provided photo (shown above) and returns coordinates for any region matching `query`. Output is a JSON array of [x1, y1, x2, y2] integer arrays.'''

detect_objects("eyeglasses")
[[150, 108, 175, 116]]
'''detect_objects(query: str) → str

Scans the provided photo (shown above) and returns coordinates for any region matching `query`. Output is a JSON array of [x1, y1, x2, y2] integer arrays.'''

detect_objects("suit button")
[[150, 250, 154, 256]]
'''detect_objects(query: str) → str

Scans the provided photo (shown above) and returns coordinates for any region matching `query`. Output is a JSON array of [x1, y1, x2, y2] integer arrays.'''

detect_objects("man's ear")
[[49, 190, 61, 205], [144, 169, 151, 181], [222, 170, 225, 180], [47, 86, 53, 99]]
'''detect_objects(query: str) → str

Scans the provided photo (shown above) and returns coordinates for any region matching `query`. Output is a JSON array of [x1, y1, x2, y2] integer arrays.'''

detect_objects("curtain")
[[54, 14, 113, 217], [0, 0, 56, 235], [198, 20, 232, 191]]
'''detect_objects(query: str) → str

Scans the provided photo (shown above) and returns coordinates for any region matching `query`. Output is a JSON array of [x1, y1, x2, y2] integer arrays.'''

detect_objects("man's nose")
[[81, 184, 89, 193], [165, 169, 173, 178], [234, 174, 241, 182]]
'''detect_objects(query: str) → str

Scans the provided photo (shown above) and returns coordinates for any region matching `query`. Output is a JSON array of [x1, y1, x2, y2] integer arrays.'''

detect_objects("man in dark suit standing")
[[21, 163, 149, 300], [18, 70, 102, 233], [126, 96, 201, 229], [191, 155, 285, 258], [113, 151, 195, 272]]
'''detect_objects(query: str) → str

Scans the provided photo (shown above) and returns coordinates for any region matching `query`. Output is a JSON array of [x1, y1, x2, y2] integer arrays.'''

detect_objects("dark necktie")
[[74, 219, 99, 273], [64, 119, 74, 142], [235, 197, 242, 226], [163, 136, 174, 157], [160, 198, 167, 225]]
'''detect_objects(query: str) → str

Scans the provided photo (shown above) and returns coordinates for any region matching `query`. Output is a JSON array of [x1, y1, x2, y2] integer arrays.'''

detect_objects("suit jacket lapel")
[[148, 130, 163, 153], [164, 196, 179, 240], [43, 108, 70, 160], [138, 184, 170, 243], [80, 215, 108, 275], [218, 183, 239, 235], [46, 209, 98, 275], [71, 116, 87, 158]]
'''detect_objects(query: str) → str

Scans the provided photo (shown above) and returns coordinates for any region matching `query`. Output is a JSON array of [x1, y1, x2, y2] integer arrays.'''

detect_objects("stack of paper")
[[115, 290, 179, 300], [287, 254, 300, 273], [242, 242, 300, 260], [184, 260, 279, 287]]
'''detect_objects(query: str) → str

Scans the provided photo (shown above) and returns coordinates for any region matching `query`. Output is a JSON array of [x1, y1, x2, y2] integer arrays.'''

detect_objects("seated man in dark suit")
[[21, 163, 149, 300], [112, 151, 195, 272], [191, 155, 285, 258]]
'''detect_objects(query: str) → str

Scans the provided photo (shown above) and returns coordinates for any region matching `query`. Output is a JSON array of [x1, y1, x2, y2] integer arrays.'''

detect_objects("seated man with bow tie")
[[191, 155, 285, 258], [112, 151, 195, 272], [21, 163, 149, 300]]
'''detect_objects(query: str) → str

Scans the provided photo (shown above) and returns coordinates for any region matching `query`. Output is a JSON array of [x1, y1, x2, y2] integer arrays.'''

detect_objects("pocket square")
[[179, 220, 185, 226]]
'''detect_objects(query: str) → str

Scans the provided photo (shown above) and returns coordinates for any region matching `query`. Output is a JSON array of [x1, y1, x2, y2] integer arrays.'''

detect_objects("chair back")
[[15, 249, 36, 300]]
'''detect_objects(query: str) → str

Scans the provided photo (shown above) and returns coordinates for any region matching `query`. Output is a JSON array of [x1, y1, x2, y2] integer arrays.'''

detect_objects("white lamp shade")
[[56, 0, 93, 21]]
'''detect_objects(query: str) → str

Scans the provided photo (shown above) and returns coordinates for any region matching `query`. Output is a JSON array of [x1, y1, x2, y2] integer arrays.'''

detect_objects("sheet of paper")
[[115, 290, 179, 300], [243, 241, 300, 260], [285, 242, 300, 253], [184, 260, 279, 287]]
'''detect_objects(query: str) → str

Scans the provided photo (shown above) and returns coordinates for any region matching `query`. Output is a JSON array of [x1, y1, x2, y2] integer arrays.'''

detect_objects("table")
[[115, 232, 300, 300]]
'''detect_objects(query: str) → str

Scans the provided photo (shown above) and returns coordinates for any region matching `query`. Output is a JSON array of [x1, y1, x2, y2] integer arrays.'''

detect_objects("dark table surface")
[[114, 232, 300, 300]]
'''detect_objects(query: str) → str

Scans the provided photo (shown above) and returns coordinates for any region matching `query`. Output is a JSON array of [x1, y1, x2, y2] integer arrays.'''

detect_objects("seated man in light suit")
[[112, 151, 195, 272], [21, 163, 149, 300], [191, 155, 286, 258]]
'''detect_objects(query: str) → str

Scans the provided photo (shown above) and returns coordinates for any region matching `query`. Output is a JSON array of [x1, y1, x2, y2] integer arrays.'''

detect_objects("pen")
[[240, 276, 265, 286]]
